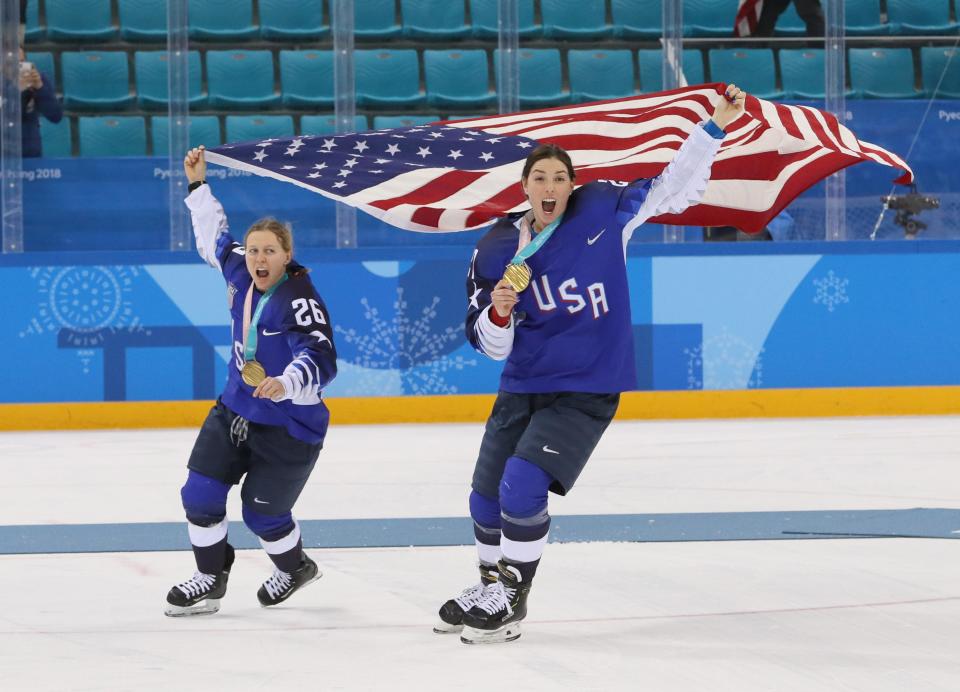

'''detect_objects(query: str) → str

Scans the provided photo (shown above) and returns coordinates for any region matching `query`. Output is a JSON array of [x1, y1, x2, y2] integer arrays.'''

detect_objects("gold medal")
[[241, 360, 267, 387], [502, 262, 532, 292]]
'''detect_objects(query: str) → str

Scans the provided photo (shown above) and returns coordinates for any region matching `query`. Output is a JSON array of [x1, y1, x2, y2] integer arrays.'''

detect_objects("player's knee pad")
[[180, 470, 229, 526], [469, 489, 501, 529], [499, 456, 552, 519], [242, 504, 295, 542]]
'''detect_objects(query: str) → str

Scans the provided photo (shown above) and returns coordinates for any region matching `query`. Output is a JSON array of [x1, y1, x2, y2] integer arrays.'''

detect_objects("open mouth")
[[542, 199, 557, 214], [255, 268, 270, 278]]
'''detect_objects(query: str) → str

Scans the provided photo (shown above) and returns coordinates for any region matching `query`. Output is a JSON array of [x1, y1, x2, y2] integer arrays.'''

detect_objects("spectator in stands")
[[19, 46, 63, 157], [755, 0, 824, 37]]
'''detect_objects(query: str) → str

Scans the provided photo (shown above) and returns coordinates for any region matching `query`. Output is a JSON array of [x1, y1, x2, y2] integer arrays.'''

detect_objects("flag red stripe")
[[369, 169, 485, 211]]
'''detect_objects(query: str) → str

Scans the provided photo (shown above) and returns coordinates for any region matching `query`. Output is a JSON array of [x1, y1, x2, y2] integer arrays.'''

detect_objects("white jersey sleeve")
[[184, 184, 229, 269], [622, 123, 724, 241]]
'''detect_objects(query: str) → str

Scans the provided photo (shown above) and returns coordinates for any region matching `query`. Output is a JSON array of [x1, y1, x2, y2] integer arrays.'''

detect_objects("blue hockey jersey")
[[465, 122, 723, 394], [186, 186, 338, 443]]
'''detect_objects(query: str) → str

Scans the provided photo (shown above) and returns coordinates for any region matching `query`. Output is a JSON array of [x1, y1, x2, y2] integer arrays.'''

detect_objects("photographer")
[[19, 46, 63, 158]]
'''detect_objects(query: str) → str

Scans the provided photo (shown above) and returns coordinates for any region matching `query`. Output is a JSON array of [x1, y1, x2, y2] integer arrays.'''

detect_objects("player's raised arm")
[[621, 84, 747, 237], [183, 146, 232, 270]]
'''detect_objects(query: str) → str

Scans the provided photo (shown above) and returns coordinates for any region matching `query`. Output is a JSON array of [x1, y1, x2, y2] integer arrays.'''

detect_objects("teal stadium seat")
[[495, 49, 568, 108], [189, 0, 258, 41], [921, 47, 960, 99], [225, 115, 295, 143], [541, 0, 611, 40], [568, 49, 636, 102], [844, 0, 889, 36], [424, 49, 495, 109], [26, 52, 56, 83], [118, 0, 167, 42], [79, 116, 146, 157], [886, 0, 958, 36], [46, 0, 117, 42], [470, 0, 540, 39], [151, 116, 222, 154], [280, 50, 334, 109], [373, 115, 440, 129], [260, 0, 329, 41], [638, 49, 704, 92], [300, 114, 369, 136], [611, 0, 662, 39], [355, 49, 425, 109], [24, 0, 44, 43], [402, 0, 470, 40], [62, 52, 135, 111], [684, 0, 740, 37], [207, 50, 281, 110], [708, 49, 784, 100], [774, 3, 806, 37], [135, 51, 206, 110], [849, 48, 919, 98], [779, 49, 856, 100], [39, 119, 72, 157], [355, 0, 401, 40]]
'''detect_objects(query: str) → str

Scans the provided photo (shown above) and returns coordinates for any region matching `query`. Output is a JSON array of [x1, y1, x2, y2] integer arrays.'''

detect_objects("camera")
[[881, 187, 940, 238]]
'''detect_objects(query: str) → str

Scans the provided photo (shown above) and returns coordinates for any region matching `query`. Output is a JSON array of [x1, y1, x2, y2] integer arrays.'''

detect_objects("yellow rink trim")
[[0, 386, 958, 431]]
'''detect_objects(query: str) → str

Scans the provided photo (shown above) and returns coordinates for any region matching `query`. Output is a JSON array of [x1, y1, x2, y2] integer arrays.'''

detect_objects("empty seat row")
[[35, 114, 470, 157], [30, 45, 960, 117], [23, 0, 960, 44]]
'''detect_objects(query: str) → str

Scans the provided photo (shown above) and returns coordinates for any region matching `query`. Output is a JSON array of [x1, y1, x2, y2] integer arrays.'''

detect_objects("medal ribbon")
[[509, 213, 564, 266], [241, 273, 288, 362]]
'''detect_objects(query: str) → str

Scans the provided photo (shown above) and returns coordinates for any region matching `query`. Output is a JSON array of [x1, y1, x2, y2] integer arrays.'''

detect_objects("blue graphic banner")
[[5, 244, 960, 403]]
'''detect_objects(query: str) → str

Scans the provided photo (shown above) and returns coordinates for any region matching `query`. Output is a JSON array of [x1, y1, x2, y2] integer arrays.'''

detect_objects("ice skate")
[[164, 543, 235, 617], [460, 561, 530, 644], [433, 563, 499, 634], [257, 554, 321, 606]]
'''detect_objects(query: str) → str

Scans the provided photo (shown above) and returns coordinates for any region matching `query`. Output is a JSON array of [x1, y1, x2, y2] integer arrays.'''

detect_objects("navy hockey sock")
[[192, 535, 229, 575], [469, 489, 502, 566]]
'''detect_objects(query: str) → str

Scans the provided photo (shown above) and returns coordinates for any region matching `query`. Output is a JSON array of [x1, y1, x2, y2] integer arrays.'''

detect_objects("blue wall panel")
[[4, 246, 959, 403]]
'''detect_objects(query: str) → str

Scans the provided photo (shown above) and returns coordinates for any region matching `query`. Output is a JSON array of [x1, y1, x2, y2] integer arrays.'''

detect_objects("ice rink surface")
[[1, 416, 959, 691]]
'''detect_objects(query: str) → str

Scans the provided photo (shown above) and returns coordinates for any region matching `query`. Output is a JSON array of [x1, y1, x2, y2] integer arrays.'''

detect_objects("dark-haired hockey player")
[[436, 85, 747, 643]]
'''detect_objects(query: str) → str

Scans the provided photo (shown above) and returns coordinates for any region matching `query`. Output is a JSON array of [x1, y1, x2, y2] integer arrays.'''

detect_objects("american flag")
[[206, 84, 912, 234], [734, 0, 764, 37]]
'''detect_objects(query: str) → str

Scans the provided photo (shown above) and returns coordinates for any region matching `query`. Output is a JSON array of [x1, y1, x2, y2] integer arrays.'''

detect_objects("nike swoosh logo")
[[542, 445, 560, 454], [587, 229, 606, 245], [253, 497, 269, 504], [262, 329, 282, 336]]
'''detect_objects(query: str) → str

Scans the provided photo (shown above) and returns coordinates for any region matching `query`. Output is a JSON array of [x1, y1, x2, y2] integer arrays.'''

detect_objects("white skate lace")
[[454, 582, 488, 610], [176, 571, 216, 598], [263, 569, 293, 599], [474, 581, 515, 616]]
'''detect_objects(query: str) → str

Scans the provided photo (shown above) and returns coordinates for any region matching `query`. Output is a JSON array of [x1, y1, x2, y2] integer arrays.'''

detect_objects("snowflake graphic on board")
[[335, 287, 476, 395], [19, 266, 148, 374], [813, 270, 850, 312], [684, 328, 763, 390]]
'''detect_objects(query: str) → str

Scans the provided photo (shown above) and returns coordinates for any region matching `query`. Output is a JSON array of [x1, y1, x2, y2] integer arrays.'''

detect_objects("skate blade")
[[164, 598, 221, 617], [460, 623, 522, 644], [432, 620, 464, 634]]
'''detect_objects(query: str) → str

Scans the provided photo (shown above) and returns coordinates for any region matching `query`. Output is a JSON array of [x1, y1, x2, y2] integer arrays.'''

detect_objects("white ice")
[[1, 416, 959, 691]]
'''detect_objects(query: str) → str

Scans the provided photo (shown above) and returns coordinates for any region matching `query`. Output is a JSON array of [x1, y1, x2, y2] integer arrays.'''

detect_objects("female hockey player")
[[165, 146, 338, 617], [436, 85, 747, 643]]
